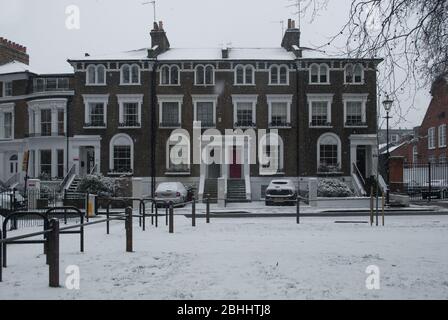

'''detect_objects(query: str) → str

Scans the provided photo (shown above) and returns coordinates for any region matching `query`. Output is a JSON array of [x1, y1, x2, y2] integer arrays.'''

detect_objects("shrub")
[[39, 184, 56, 201], [318, 178, 353, 197], [77, 174, 115, 197]]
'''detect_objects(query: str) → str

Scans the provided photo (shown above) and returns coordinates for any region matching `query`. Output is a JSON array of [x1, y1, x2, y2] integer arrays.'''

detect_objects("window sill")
[[308, 82, 330, 85], [108, 171, 133, 176], [268, 83, 289, 86], [119, 83, 141, 86], [344, 125, 368, 129], [343, 82, 365, 85], [158, 84, 181, 87], [269, 125, 292, 129], [118, 126, 141, 129], [317, 171, 344, 175], [310, 125, 332, 129], [83, 126, 107, 129], [159, 124, 181, 129], [233, 83, 256, 86], [194, 84, 215, 87], [165, 171, 191, 176], [85, 83, 107, 86], [259, 171, 285, 176]]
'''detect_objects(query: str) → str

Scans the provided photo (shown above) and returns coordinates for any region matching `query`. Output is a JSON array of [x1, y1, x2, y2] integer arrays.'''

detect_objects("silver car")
[[155, 182, 188, 207], [265, 179, 297, 206]]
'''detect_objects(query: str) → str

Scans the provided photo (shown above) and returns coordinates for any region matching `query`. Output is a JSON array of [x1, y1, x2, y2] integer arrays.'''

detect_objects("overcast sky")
[[0, 0, 431, 128]]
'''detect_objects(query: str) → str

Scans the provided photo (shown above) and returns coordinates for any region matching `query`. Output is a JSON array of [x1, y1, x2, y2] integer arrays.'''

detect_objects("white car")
[[154, 182, 188, 207], [265, 179, 297, 206]]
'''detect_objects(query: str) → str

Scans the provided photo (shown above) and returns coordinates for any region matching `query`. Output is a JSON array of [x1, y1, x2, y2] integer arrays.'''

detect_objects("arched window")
[[345, 64, 354, 83], [161, 65, 170, 85], [279, 66, 288, 84], [319, 64, 328, 83], [110, 133, 134, 173], [195, 65, 205, 85], [309, 63, 329, 84], [170, 65, 179, 85], [96, 65, 105, 84], [310, 64, 319, 83], [86, 65, 96, 84], [121, 65, 130, 84], [245, 65, 254, 84], [205, 65, 214, 85], [353, 63, 363, 83], [131, 64, 140, 84], [317, 133, 341, 172], [270, 66, 278, 84], [235, 65, 245, 84]]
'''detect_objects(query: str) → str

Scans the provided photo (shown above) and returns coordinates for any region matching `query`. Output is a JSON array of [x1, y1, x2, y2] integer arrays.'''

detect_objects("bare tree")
[[299, 0, 448, 123]]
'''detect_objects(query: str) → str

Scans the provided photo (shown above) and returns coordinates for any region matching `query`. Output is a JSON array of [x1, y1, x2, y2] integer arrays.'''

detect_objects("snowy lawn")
[[0, 215, 447, 299]]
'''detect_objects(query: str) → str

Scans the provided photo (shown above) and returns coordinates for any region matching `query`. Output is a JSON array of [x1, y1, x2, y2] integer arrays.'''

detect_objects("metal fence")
[[403, 162, 448, 201]]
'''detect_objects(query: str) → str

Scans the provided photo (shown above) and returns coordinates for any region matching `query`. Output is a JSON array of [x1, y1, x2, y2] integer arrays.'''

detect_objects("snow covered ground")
[[1, 214, 447, 299]]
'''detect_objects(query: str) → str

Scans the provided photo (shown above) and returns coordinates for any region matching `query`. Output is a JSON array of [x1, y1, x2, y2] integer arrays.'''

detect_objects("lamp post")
[[382, 95, 393, 205]]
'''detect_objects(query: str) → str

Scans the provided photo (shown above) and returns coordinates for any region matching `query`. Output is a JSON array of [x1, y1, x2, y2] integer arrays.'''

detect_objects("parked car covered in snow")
[[154, 182, 188, 207], [422, 179, 448, 199], [265, 179, 297, 206]]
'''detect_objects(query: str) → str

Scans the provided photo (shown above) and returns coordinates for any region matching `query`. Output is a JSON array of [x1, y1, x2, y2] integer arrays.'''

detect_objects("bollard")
[[382, 193, 385, 226], [125, 207, 133, 252], [80, 213, 84, 253], [206, 194, 210, 224], [106, 203, 110, 235], [370, 188, 374, 226], [155, 203, 158, 228], [169, 201, 174, 233], [165, 203, 169, 226], [141, 201, 146, 231], [296, 197, 300, 224], [192, 197, 196, 227], [48, 219, 60, 288]]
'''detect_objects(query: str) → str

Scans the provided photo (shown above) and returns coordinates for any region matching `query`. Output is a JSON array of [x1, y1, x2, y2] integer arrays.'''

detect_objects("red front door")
[[229, 147, 242, 179]]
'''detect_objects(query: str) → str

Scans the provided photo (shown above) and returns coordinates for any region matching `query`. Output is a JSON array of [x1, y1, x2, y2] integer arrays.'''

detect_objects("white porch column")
[[350, 143, 357, 174], [34, 110, 41, 135], [51, 148, 58, 178], [94, 145, 101, 174], [51, 108, 58, 135], [0, 113, 4, 138]]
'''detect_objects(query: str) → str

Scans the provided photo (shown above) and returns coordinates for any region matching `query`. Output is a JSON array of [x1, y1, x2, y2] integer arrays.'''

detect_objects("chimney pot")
[[292, 20, 296, 28], [159, 21, 164, 30], [288, 19, 292, 29]]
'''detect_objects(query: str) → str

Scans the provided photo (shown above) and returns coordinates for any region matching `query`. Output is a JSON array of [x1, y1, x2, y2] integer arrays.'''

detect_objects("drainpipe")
[[295, 61, 300, 189], [150, 59, 158, 197]]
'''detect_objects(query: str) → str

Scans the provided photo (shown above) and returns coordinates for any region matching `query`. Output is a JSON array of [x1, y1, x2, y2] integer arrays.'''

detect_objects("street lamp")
[[382, 95, 393, 205]]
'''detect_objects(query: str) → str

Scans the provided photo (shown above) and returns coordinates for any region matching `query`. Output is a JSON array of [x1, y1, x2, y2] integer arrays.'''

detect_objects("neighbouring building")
[[1, 18, 382, 200], [391, 76, 448, 164]]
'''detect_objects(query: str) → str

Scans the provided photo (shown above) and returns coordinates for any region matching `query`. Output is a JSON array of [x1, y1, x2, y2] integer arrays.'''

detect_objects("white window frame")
[[428, 127, 436, 150], [192, 94, 218, 128], [309, 63, 330, 84], [266, 94, 292, 128], [343, 93, 368, 127], [307, 94, 333, 128], [344, 63, 365, 84], [165, 138, 191, 174], [120, 64, 140, 85], [317, 132, 342, 171], [0, 103, 14, 140], [117, 94, 143, 128], [3, 81, 13, 97], [109, 133, 134, 174], [194, 64, 215, 86], [438, 124, 446, 148], [234, 64, 255, 85], [86, 64, 106, 86], [269, 64, 289, 85], [158, 95, 183, 128], [259, 132, 285, 175], [232, 94, 258, 128], [159, 65, 180, 86], [82, 94, 109, 128]]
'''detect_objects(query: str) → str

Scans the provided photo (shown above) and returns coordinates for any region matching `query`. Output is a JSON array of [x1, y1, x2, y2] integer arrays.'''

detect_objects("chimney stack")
[[281, 19, 301, 54], [0, 37, 29, 65], [149, 20, 170, 56]]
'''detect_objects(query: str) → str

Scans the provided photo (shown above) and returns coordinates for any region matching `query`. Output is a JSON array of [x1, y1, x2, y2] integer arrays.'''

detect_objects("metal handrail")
[[352, 163, 366, 188], [89, 163, 98, 175], [58, 164, 76, 192], [4, 173, 19, 188]]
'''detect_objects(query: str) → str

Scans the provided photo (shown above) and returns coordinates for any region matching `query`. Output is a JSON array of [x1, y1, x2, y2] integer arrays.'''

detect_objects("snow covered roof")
[[157, 47, 297, 61], [0, 61, 41, 75], [69, 48, 151, 62], [0, 60, 74, 75]]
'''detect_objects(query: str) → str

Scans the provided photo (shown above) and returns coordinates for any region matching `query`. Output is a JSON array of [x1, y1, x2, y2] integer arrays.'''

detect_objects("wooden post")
[[141, 201, 146, 231], [206, 194, 210, 224], [0, 230, 3, 282], [382, 193, 385, 226], [169, 201, 174, 233], [80, 213, 84, 253], [48, 219, 60, 288], [192, 197, 196, 227], [125, 207, 133, 252], [296, 197, 300, 224], [165, 203, 168, 226]]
